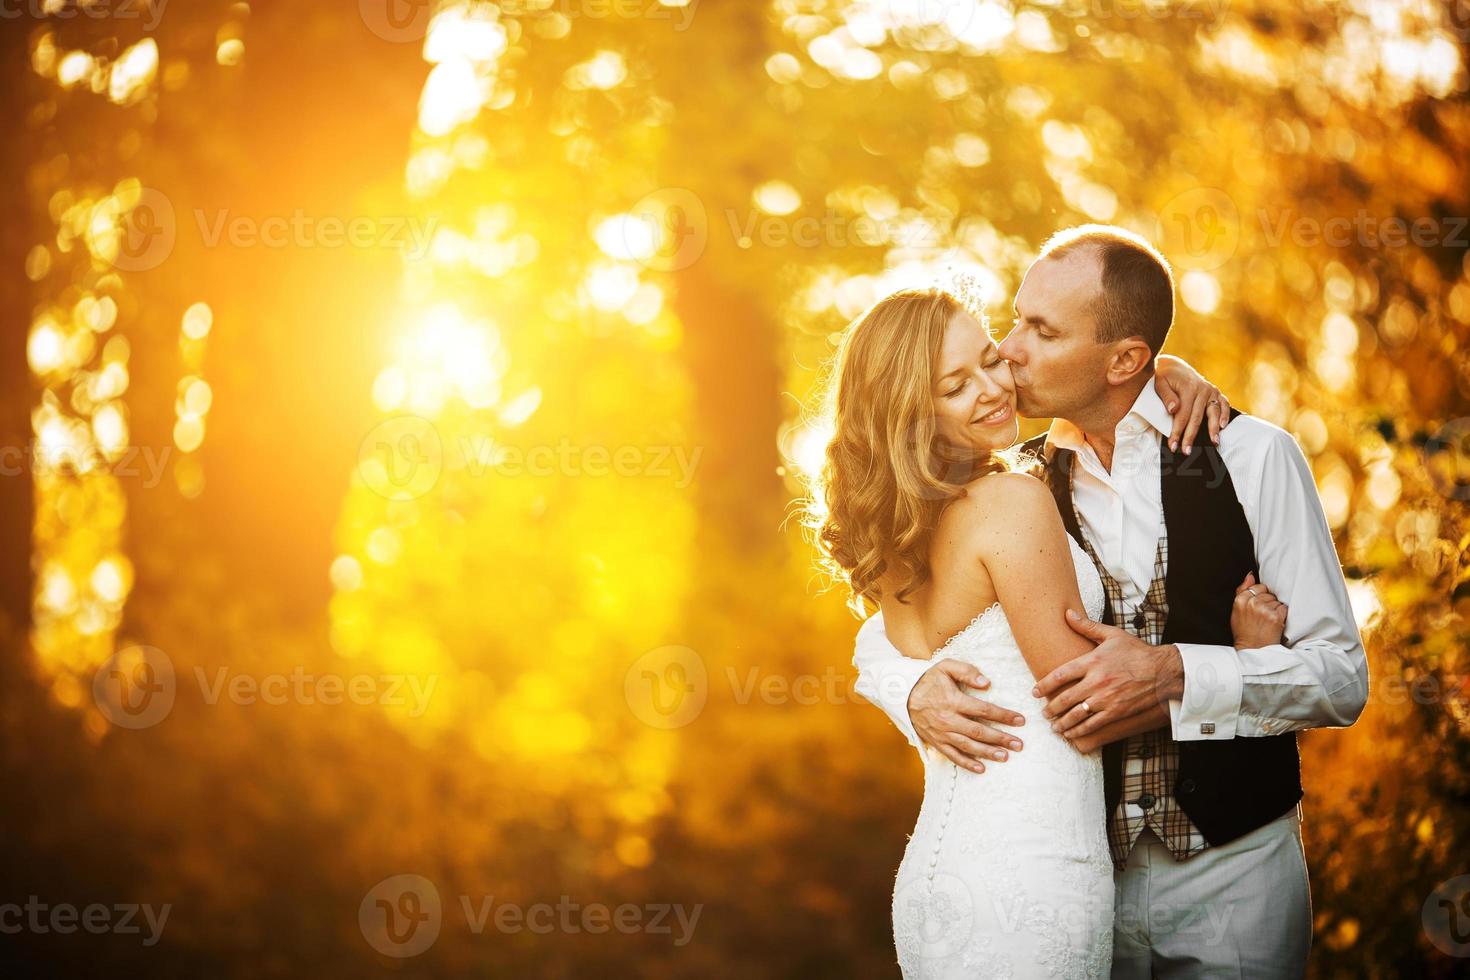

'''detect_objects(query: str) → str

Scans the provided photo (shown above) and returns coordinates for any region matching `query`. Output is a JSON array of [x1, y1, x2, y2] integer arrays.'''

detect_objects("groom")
[[853, 225, 1368, 977]]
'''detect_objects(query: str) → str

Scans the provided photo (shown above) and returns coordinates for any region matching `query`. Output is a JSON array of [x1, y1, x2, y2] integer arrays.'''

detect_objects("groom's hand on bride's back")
[[908, 660, 1027, 775]]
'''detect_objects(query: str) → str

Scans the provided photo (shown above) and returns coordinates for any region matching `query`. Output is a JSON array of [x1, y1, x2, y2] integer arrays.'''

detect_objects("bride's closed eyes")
[[941, 351, 1006, 398]]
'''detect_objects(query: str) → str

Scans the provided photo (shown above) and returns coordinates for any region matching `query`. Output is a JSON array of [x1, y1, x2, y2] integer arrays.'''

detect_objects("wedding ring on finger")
[[1079, 701, 1091, 715]]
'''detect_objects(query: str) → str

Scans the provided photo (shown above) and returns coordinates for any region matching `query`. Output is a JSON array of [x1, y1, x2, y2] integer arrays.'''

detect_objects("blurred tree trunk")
[[667, 2, 786, 572], [0, 25, 34, 644], [192, 8, 426, 623]]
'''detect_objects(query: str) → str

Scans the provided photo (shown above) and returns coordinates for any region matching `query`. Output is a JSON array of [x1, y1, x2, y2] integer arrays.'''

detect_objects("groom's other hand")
[[909, 660, 1026, 775], [1033, 610, 1186, 739], [1065, 702, 1171, 754]]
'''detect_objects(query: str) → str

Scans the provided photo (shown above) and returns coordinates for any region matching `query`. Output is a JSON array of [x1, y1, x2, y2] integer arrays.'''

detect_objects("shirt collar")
[[1044, 379, 1173, 455]]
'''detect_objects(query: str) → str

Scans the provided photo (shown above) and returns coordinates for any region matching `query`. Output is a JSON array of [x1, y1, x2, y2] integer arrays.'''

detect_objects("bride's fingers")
[[1181, 392, 1208, 455], [932, 741, 985, 775], [941, 732, 995, 772], [955, 718, 1023, 752], [1168, 399, 1187, 453], [952, 696, 1026, 733], [1206, 399, 1222, 446], [951, 732, 1010, 763]]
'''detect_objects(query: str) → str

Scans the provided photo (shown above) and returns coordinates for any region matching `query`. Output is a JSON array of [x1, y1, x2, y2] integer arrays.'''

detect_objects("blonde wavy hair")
[[805, 288, 1011, 615]]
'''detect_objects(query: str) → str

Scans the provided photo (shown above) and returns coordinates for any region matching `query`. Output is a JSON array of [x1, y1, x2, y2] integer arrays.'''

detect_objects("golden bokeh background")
[[2, 0, 1469, 975]]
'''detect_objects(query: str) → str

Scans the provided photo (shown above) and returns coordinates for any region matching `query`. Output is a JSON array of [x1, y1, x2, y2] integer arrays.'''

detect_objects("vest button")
[[1178, 778, 1196, 795], [1135, 743, 1154, 759], [1132, 610, 1146, 630], [1136, 794, 1156, 810]]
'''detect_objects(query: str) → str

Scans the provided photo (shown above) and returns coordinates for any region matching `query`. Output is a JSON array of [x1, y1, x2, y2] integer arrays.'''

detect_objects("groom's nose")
[[997, 332, 1023, 364]]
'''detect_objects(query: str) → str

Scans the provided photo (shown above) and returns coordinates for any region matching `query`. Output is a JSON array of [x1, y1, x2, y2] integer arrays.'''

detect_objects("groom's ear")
[[1104, 337, 1154, 386]]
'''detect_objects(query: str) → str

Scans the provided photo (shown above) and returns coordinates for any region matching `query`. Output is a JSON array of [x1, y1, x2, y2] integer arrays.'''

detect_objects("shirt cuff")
[[874, 656, 932, 754], [1172, 643, 1243, 740]]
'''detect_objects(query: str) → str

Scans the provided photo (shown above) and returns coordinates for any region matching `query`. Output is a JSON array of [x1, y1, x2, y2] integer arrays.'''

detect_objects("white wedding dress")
[[893, 536, 1113, 979]]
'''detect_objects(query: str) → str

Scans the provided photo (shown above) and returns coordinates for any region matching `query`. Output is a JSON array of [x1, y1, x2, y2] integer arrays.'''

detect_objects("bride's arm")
[[1153, 354, 1233, 454], [968, 472, 1094, 683]]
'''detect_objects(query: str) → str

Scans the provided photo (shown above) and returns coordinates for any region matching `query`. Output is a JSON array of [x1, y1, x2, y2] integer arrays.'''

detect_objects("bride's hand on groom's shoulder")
[[1154, 353, 1233, 454], [908, 660, 1027, 775]]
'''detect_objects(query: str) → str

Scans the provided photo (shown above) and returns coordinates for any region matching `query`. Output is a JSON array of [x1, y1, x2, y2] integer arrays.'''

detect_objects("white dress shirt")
[[852, 382, 1369, 748]]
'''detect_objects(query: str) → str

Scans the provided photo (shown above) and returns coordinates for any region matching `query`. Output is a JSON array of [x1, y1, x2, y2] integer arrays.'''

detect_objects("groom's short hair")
[[1038, 224, 1175, 357]]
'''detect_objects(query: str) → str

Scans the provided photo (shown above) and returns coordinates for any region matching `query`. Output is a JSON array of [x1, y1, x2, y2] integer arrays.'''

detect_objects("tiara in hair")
[[940, 264, 990, 327]]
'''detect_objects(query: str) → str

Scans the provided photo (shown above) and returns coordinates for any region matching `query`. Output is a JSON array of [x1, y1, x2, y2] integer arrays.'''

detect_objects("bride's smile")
[[971, 402, 1013, 427]]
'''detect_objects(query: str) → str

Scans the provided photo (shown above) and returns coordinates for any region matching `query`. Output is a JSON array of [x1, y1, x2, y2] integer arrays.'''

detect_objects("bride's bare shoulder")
[[943, 470, 1055, 536]]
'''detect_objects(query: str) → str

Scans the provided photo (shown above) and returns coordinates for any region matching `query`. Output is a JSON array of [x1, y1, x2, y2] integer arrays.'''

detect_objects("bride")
[[807, 286, 1235, 978]]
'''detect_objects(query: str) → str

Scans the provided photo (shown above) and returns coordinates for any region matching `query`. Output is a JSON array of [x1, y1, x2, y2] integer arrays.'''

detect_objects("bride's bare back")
[[878, 470, 1093, 683]]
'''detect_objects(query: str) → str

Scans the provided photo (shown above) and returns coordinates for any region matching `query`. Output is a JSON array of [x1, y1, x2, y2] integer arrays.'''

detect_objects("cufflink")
[[1200, 722, 1216, 735]]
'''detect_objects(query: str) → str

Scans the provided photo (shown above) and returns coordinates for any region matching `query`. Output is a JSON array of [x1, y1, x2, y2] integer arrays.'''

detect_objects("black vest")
[[1021, 419, 1303, 847]]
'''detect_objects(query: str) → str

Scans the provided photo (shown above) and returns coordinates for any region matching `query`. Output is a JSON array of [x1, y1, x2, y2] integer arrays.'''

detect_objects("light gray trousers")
[[1111, 806, 1311, 979]]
